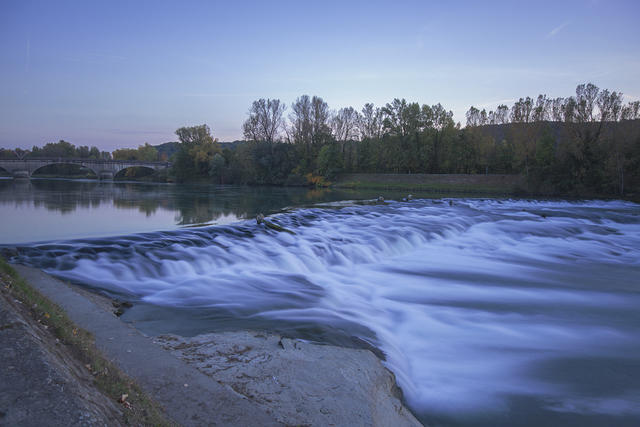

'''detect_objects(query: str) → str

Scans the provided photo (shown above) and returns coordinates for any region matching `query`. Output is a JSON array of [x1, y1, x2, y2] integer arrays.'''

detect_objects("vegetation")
[[0, 140, 112, 161], [165, 82, 639, 197], [0, 257, 174, 426], [334, 173, 522, 195], [172, 124, 221, 182], [2, 82, 638, 197]]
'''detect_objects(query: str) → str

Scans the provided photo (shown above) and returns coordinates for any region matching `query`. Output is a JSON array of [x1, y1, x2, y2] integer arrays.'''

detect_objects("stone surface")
[[156, 331, 423, 427]]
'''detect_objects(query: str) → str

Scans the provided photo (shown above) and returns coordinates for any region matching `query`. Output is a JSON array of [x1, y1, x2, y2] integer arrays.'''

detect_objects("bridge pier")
[[12, 170, 30, 179], [98, 171, 114, 180]]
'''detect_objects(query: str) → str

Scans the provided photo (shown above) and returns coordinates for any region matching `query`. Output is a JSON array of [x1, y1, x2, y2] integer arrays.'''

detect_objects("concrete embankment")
[[5, 265, 423, 426]]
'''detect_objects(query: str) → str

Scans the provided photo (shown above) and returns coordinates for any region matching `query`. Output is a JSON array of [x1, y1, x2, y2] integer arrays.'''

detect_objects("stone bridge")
[[0, 158, 172, 180]]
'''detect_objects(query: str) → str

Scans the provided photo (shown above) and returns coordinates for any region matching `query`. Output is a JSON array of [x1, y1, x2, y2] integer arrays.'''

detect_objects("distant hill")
[[153, 141, 180, 159], [219, 140, 244, 150]]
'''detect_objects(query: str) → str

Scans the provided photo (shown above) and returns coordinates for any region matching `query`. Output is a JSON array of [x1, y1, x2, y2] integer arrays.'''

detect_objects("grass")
[[333, 174, 522, 196], [335, 179, 514, 194], [0, 258, 175, 426]]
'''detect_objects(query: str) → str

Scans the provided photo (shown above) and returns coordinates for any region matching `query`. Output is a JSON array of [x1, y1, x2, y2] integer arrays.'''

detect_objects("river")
[[2, 178, 639, 426]]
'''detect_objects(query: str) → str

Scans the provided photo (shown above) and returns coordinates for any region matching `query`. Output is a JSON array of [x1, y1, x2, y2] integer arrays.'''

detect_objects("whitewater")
[[10, 198, 640, 426]]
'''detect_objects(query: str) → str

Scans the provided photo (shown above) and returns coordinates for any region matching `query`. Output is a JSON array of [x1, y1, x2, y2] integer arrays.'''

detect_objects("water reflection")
[[0, 178, 382, 244]]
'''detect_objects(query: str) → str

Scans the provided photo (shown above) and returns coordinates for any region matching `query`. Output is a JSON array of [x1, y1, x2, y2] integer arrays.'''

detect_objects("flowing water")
[[2, 179, 640, 426]]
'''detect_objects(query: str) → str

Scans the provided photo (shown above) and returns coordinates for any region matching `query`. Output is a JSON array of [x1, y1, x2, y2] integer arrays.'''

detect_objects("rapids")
[[8, 198, 640, 426]]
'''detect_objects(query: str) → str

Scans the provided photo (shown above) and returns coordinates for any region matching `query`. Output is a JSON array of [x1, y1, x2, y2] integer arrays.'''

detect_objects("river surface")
[[2, 179, 640, 426]]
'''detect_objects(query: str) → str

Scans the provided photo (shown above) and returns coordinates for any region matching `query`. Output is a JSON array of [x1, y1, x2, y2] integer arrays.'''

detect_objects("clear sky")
[[1, 0, 639, 151]]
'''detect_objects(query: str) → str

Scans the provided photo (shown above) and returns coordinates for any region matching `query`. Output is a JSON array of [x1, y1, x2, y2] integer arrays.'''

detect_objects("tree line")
[[2, 82, 639, 196], [0, 140, 113, 161], [181, 83, 639, 196]]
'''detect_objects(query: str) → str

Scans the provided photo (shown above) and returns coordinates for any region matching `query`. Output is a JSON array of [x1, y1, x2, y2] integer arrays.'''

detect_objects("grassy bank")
[[0, 258, 174, 426], [333, 173, 524, 195]]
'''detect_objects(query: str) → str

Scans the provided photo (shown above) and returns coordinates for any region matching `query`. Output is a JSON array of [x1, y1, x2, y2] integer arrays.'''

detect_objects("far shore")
[[4, 171, 637, 201]]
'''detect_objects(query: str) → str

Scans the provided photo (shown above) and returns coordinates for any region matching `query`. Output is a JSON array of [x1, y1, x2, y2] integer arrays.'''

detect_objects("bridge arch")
[[0, 159, 171, 180], [113, 165, 157, 179], [31, 162, 99, 179]]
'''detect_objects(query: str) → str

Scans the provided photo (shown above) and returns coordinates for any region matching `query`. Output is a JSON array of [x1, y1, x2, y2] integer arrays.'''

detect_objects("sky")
[[1, 0, 639, 151]]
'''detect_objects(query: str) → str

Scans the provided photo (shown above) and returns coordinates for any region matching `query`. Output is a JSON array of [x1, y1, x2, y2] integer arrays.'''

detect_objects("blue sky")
[[1, 0, 639, 151]]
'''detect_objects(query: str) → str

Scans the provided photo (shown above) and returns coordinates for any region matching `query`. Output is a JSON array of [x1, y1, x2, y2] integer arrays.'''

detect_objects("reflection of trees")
[[0, 179, 375, 226]]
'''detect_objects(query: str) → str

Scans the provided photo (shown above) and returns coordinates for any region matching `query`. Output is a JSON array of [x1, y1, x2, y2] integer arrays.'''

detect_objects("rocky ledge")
[[156, 331, 421, 426]]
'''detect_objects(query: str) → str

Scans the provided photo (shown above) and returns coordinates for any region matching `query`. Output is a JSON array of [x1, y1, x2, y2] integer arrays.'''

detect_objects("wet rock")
[[156, 331, 422, 426]]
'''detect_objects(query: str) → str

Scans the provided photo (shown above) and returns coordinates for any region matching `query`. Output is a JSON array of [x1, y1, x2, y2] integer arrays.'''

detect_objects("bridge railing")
[[0, 158, 172, 167]]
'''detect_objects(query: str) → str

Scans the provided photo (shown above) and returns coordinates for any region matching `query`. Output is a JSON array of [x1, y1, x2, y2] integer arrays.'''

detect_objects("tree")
[[89, 146, 101, 159], [137, 143, 158, 162], [112, 148, 138, 160], [510, 97, 534, 123], [77, 145, 90, 158], [209, 153, 226, 184], [532, 94, 551, 122], [173, 124, 221, 181], [359, 103, 384, 140], [382, 98, 423, 137], [242, 98, 286, 143], [466, 106, 481, 127], [551, 97, 565, 122], [38, 140, 76, 158], [310, 96, 332, 146], [575, 83, 599, 122], [317, 143, 343, 179], [430, 103, 455, 173], [331, 107, 360, 142], [289, 95, 332, 172], [176, 125, 215, 146], [622, 101, 640, 120], [112, 143, 158, 161], [496, 105, 510, 124]]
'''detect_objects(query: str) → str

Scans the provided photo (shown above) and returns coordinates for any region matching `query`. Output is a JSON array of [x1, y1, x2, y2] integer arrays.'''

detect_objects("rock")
[[0, 247, 19, 259], [256, 213, 295, 234], [156, 331, 422, 427]]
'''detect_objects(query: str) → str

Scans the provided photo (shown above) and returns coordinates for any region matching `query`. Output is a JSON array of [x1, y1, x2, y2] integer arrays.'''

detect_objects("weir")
[[5, 196, 640, 426], [0, 158, 171, 180]]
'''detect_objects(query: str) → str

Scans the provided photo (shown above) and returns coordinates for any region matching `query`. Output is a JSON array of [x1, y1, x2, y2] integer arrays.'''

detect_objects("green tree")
[[209, 153, 226, 184], [317, 143, 343, 179], [173, 124, 221, 181]]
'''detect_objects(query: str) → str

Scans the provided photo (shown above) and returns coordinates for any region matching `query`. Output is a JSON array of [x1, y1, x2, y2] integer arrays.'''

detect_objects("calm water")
[[2, 179, 640, 426]]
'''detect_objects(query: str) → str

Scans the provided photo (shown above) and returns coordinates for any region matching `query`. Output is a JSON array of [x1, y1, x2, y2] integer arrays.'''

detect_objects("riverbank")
[[0, 260, 422, 426], [332, 173, 640, 201], [0, 259, 173, 425], [333, 173, 524, 195]]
